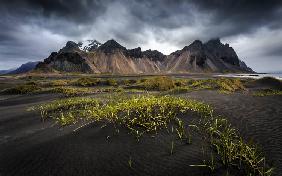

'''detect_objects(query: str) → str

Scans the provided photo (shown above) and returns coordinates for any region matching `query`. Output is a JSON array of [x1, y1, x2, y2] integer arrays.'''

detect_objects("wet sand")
[[0, 91, 281, 175]]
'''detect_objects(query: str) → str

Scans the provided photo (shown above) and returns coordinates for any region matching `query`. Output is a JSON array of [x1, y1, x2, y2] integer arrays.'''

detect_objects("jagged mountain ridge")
[[78, 40, 101, 52], [35, 39, 253, 74]]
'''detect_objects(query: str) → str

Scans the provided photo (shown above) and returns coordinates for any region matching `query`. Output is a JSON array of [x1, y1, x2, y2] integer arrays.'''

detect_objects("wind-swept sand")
[[183, 90, 282, 174], [0, 91, 281, 176]]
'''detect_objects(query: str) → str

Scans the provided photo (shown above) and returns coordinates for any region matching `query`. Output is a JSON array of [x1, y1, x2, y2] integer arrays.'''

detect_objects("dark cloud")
[[0, 0, 107, 23], [0, 0, 282, 72]]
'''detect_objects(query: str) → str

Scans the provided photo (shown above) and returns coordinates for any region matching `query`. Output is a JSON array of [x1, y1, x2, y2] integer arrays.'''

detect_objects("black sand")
[[0, 91, 281, 176]]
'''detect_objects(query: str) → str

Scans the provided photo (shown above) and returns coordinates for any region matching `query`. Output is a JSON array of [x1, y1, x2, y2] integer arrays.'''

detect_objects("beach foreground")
[[0, 75, 281, 176]]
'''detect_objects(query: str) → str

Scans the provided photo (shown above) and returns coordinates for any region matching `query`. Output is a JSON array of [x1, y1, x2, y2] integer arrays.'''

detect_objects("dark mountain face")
[[142, 50, 166, 62], [205, 38, 240, 66], [167, 38, 247, 72], [98, 39, 126, 54], [37, 52, 92, 73], [124, 48, 165, 62], [59, 41, 81, 53], [125, 47, 143, 58], [35, 38, 253, 74]]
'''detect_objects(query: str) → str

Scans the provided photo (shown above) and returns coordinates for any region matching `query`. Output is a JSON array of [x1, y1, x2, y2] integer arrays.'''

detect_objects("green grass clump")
[[74, 77, 100, 86], [216, 78, 245, 93], [141, 76, 175, 91], [122, 79, 137, 86], [32, 95, 272, 175], [32, 95, 212, 129], [49, 80, 69, 86], [253, 89, 282, 97], [30, 97, 101, 125], [1, 82, 41, 94], [174, 79, 188, 87], [202, 117, 273, 175], [103, 78, 118, 86], [51, 87, 92, 97], [187, 79, 214, 90]]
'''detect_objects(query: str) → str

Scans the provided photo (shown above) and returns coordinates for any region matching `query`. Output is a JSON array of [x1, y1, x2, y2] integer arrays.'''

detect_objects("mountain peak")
[[103, 39, 124, 48], [182, 40, 204, 52], [59, 41, 80, 53], [189, 40, 203, 47], [78, 40, 101, 52], [205, 38, 222, 47], [98, 39, 126, 54], [142, 49, 165, 61], [125, 47, 143, 58]]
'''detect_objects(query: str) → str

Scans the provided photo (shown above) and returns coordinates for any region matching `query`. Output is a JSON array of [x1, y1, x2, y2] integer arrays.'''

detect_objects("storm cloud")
[[0, 0, 282, 72]]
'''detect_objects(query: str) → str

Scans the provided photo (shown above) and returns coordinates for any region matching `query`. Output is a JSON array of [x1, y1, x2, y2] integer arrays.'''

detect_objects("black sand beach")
[[0, 90, 281, 176]]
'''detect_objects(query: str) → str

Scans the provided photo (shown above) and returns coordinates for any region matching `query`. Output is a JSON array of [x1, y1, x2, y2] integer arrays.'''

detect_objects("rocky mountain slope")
[[35, 39, 253, 74]]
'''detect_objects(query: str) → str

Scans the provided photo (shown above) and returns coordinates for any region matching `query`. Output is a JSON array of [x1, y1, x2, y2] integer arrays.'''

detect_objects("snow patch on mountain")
[[78, 40, 101, 52]]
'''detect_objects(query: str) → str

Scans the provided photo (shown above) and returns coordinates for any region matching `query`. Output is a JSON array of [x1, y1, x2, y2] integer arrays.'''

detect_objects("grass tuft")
[[216, 78, 245, 93], [141, 76, 175, 91], [74, 77, 100, 86]]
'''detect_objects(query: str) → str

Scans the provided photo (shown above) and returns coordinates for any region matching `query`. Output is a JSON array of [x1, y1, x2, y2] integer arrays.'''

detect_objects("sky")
[[0, 0, 282, 72]]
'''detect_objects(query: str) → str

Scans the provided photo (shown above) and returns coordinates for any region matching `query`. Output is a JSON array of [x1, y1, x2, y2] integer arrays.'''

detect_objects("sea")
[[216, 73, 282, 80]]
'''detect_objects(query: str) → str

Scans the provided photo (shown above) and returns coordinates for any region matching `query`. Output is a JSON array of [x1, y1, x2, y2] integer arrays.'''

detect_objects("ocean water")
[[216, 73, 282, 80]]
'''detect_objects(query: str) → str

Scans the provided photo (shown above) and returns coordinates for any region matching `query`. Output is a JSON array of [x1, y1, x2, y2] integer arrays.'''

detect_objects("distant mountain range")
[[0, 61, 39, 75], [35, 38, 253, 74], [0, 68, 16, 74], [2, 39, 252, 75]]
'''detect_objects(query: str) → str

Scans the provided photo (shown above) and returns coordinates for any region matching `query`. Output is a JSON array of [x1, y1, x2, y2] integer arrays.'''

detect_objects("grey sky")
[[0, 0, 282, 72]]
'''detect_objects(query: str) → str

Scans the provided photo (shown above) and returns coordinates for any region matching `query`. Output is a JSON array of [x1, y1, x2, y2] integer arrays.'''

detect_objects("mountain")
[[35, 39, 253, 74], [78, 40, 101, 52], [165, 39, 253, 73], [9, 61, 39, 74], [0, 68, 16, 75]]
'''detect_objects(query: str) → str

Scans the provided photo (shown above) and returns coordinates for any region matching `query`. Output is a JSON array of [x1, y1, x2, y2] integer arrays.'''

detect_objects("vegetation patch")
[[164, 78, 245, 94], [32, 95, 272, 175], [102, 78, 118, 86], [50, 87, 93, 97], [216, 78, 245, 93], [74, 77, 100, 86], [140, 76, 176, 91], [1, 82, 42, 94], [49, 79, 69, 86], [187, 79, 214, 90], [253, 89, 282, 97], [121, 79, 137, 86]]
